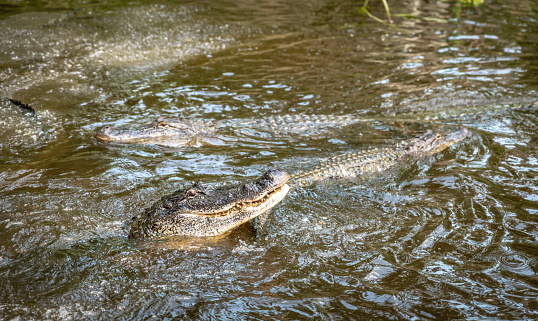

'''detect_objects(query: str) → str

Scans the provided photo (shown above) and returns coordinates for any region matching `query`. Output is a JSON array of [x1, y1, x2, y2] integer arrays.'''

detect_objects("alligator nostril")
[[163, 202, 172, 209], [242, 184, 256, 194], [263, 170, 274, 179]]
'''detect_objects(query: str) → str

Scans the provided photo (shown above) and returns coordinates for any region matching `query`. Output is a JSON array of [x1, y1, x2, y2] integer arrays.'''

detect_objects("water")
[[1, 0, 537, 319]]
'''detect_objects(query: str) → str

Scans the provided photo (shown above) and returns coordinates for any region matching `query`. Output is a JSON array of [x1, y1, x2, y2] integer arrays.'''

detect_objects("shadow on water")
[[1, 0, 537, 319]]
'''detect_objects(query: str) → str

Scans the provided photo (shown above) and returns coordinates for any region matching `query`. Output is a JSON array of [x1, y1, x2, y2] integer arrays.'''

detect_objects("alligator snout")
[[96, 125, 113, 141], [261, 169, 290, 187]]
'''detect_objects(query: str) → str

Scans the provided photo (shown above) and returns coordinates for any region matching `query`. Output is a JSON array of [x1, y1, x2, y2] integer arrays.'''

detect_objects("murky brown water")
[[1, 0, 537, 319]]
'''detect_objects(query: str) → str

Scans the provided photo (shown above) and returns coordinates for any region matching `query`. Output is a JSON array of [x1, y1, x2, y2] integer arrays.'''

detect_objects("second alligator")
[[97, 114, 365, 145]]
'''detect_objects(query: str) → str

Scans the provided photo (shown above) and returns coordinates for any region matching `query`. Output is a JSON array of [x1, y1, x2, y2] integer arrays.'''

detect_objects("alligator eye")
[[185, 189, 199, 198], [157, 121, 169, 128]]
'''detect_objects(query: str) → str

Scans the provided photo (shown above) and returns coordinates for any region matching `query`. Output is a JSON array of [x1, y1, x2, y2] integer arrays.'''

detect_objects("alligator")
[[128, 169, 290, 239], [128, 127, 470, 239], [96, 114, 367, 145], [96, 101, 535, 146]]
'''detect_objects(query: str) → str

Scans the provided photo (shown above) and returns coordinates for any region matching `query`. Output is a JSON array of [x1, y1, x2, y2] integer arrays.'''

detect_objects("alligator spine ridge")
[[8, 98, 36, 115]]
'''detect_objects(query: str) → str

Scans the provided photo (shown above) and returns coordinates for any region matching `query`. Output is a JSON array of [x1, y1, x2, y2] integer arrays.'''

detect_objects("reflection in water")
[[0, 0, 537, 319]]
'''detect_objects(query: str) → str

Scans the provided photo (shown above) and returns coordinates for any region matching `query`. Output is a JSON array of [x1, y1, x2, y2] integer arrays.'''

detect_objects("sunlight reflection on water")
[[1, 0, 537, 319]]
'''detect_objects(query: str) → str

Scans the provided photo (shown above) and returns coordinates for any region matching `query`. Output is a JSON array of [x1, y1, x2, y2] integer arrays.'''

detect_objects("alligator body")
[[290, 127, 469, 188], [129, 127, 469, 239], [96, 114, 366, 144]]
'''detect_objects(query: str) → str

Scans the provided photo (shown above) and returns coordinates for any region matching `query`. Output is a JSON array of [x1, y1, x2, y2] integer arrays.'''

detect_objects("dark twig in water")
[[8, 98, 36, 115]]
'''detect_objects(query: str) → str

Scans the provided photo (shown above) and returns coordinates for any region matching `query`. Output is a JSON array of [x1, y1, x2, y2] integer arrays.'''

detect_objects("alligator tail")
[[8, 98, 36, 115]]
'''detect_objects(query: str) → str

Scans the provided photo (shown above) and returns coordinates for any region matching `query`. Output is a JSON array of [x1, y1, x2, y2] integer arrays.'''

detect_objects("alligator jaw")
[[183, 184, 289, 218], [129, 170, 290, 238]]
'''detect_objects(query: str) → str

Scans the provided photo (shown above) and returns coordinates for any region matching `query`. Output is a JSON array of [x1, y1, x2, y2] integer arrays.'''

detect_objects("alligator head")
[[129, 170, 290, 239], [96, 117, 210, 143], [400, 127, 469, 155]]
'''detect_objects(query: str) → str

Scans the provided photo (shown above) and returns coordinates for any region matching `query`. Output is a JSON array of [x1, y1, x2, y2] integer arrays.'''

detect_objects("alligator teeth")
[[201, 185, 284, 218]]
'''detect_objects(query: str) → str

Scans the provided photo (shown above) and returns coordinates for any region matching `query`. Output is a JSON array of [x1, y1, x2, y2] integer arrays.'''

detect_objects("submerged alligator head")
[[398, 127, 469, 156], [129, 170, 290, 239], [96, 117, 216, 144]]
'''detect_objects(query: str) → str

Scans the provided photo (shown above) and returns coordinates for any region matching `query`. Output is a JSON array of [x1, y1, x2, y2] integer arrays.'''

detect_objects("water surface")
[[1, 0, 537, 319]]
